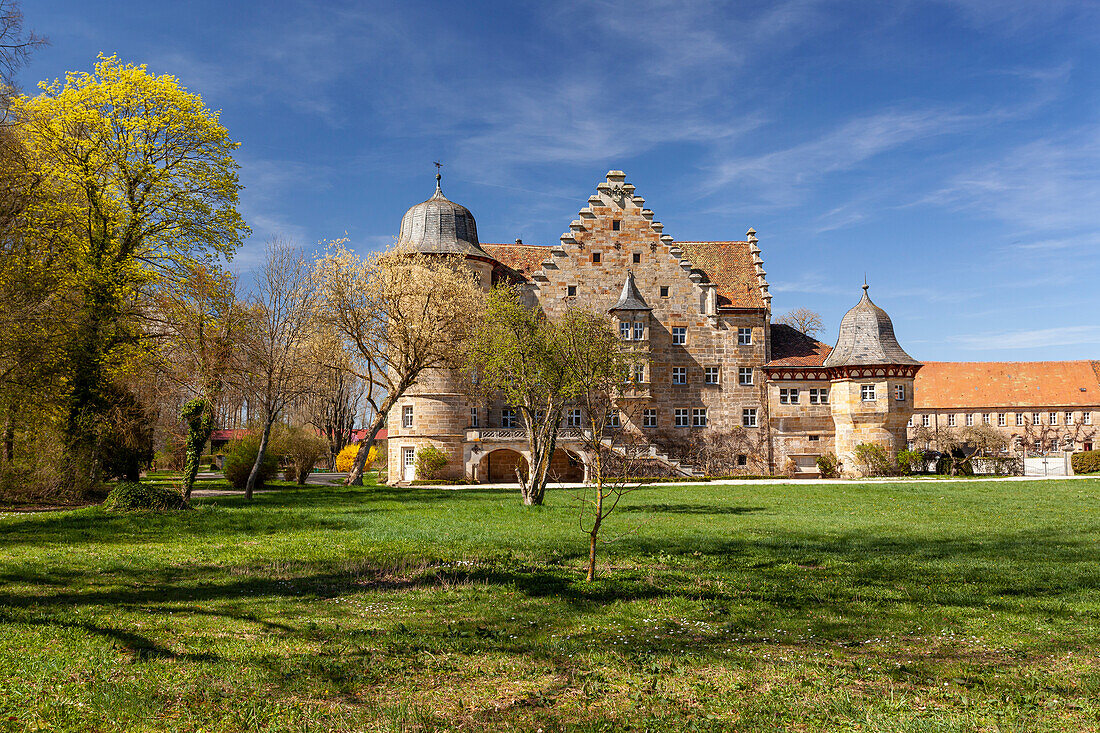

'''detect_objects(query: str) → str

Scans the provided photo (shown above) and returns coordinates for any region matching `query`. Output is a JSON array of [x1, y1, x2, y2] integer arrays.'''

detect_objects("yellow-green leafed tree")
[[9, 55, 248, 486]]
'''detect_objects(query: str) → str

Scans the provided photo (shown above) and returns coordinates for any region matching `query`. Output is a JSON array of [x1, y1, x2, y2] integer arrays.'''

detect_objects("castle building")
[[386, 171, 921, 481]]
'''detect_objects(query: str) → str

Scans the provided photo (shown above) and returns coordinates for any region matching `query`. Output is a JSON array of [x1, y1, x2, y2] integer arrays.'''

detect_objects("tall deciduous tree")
[[467, 286, 580, 505], [10, 55, 247, 486], [314, 243, 481, 486], [776, 308, 824, 338], [236, 238, 318, 500]]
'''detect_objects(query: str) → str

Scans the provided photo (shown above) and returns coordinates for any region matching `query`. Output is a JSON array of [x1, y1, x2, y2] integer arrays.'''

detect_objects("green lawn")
[[2, 478, 1099, 732]]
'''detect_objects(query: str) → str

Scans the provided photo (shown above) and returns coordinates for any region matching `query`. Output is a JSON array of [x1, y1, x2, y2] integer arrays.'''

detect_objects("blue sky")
[[21, 0, 1100, 361]]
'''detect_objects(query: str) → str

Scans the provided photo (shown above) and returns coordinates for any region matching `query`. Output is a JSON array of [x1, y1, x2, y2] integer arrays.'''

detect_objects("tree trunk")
[[2, 408, 13, 465], [586, 475, 603, 582], [245, 418, 274, 500], [346, 413, 387, 486]]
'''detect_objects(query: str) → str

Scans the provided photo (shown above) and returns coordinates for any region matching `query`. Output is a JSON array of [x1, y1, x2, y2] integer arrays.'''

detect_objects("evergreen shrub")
[[105, 481, 188, 511], [1072, 450, 1100, 474], [415, 445, 448, 481]]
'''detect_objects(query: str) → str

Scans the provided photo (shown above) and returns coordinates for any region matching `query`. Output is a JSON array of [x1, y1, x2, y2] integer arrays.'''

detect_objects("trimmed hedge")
[[105, 481, 188, 511], [1072, 450, 1100, 474]]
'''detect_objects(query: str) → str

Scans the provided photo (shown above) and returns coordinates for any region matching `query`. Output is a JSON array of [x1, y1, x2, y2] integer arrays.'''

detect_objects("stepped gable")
[[915, 361, 1100, 409], [398, 173, 492, 260], [767, 323, 831, 367], [822, 285, 920, 368]]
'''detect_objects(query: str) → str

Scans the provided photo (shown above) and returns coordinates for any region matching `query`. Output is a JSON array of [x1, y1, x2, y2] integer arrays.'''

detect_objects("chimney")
[[515, 238, 522, 244]]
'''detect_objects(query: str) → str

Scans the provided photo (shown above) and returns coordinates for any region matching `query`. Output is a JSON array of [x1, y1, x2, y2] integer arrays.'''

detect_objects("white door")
[[403, 448, 416, 482]]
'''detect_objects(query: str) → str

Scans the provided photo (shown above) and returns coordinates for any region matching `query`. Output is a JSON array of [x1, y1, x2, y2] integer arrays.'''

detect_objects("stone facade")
[[385, 171, 921, 482]]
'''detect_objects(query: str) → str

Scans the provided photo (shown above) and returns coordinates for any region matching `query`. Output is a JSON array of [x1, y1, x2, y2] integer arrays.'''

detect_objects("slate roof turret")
[[398, 174, 492, 260], [822, 284, 921, 367], [609, 270, 652, 312]]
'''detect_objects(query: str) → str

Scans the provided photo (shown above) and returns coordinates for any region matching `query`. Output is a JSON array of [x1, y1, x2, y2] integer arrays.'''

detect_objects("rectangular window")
[[1051, 438, 1059, 451], [808, 434, 820, 441], [738, 367, 753, 386], [592, 252, 601, 263], [566, 408, 582, 428], [809, 388, 829, 404], [982, 413, 991, 425], [1016, 413, 1025, 426], [907, 417, 913, 427], [632, 252, 641, 264], [619, 321, 631, 340], [736, 454, 748, 466], [948, 414, 956, 427], [1050, 412, 1058, 425], [742, 408, 758, 427], [633, 321, 645, 340], [861, 384, 876, 402], [692, 408, 708, 427], [660, 286, 669, 298], [966, 413, 974, 426], [672, 366, 687, 385], [642, 409, 657, 428], [567, 285, 577, 297], [780, 388, 800, 405], [738, 327, 752, 345], [470, 407, 479, 428], [895, 384, 906, 401], [672, 327, 686, 345], [606, 411, 620, 428], [704, 366, 720, 384], [402, 405, 413, 428], [502, 408, 517, 428], [611, 220, 620, 231], [1086, 412, 1093, 425], [1066, 411, 1074, 425], [633, 364, 646, 383], [1033, 412, 1041, 425], [998, 413, 1006, 427], [922, 414, 931, 428], [674, 408, 689, 428]]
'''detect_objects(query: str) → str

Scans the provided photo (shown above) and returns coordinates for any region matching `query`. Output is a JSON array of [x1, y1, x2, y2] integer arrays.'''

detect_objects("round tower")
[[387, 174, 495, 484], [822, 285, 922, 477]]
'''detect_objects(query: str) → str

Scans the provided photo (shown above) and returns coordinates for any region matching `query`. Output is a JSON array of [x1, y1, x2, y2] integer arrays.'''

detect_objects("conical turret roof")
[[397, 174, 492, 259], [609, 270, 652, 311], [822, 285, 920, 367]]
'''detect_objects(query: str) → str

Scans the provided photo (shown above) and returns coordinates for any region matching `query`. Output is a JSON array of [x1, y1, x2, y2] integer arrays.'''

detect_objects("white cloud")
[[949, 325, 1100, 350]]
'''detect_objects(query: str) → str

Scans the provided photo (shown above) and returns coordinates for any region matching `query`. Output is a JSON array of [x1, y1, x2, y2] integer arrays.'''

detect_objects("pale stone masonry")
[[386, 171, 921, 481]]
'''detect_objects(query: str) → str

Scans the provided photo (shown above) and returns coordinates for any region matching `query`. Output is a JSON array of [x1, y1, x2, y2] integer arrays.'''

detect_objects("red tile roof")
[[914, 361, 1100, 409], [481, 240, 765, 309], [676, 241, 765, 309], [766, 323, 832, 367]]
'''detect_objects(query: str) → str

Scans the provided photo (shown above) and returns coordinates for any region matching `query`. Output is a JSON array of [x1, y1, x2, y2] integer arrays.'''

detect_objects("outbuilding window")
[[738, 367, 754, 386], [692, 408, 708, 427], [402, 405, 413, 428], [860, 385, 876, 402], [642, 409, 657, 428], [742, 408, 758, 427], [674, 408, 689, 428]]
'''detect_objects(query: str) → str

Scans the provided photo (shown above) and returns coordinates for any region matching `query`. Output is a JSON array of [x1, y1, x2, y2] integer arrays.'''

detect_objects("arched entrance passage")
[[549, 448, 585, 482], [482, 449, 529, 483]]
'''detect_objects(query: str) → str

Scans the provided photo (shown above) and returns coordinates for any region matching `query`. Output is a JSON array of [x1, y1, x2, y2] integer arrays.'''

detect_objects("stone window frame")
[[742, 408, 758, 428], [922, 414, 931, 428], [965, 413, 974, 427], [1049, 412, 1058, 425], [470, 407, 479, 428], [660, 286, 670, 298], [674, 408, 689, 428], [736, 454, 748, 466], [1032, 412, 1041, 425], [860, 384, 876, 402], [738, 367, 754, 386], [895, 384, 906, 401], [672, 366, 687, 385], [592, 252, 601, 264], [633, 321, 645, 341], [737, 327, 752, 345], [1086, 412, 1093, 425], [982, 413, 991, 425], [566, 408, 582, 428], [808, 388, 829, 405], [671, 326, 687, 345], [611, 219, 621, 231], [633, 364, 646, 384], [619, 321, 631, 340], [502, 408, 517, 429], [606, 411, 621, 428], [1065, 411, 1074, 425], [402, 405, 413, 428], [1016, 413, 1025, 426], [998, 413, 1006, 427], [642, 408, 658, 428], [948, 414, 956, 427], [632, 252, 641, 264], [704, 366, 720, 384], [692, 408, 708, 427], [567, 284, 577, 297], [779, 388, 799, 405]]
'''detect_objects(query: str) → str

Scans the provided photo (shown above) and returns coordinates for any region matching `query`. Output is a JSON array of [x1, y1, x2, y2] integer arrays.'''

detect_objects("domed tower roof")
[[398, 174, 492, 260], [822, 284, 921, 367]]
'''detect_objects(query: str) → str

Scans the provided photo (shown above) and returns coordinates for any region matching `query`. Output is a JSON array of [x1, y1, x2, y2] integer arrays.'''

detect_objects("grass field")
[[1, 477, 1099, 732]]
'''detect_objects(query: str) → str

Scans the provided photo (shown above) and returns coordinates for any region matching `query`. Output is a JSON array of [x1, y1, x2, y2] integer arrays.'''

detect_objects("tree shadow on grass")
[[1, 612, 220, 662], [619, 504, 766, 516]]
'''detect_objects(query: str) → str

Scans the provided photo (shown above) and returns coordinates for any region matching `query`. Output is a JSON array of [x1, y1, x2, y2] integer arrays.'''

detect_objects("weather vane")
[[433, 161, 443, 172]]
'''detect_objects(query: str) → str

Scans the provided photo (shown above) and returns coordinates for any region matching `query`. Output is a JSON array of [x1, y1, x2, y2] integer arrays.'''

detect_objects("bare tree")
[[314, 242, 481, 486], [912, 423, 1005, 475], [775, 308, 824, 338], [0, 0, 46, 114], [236, 238, 319, 500]]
